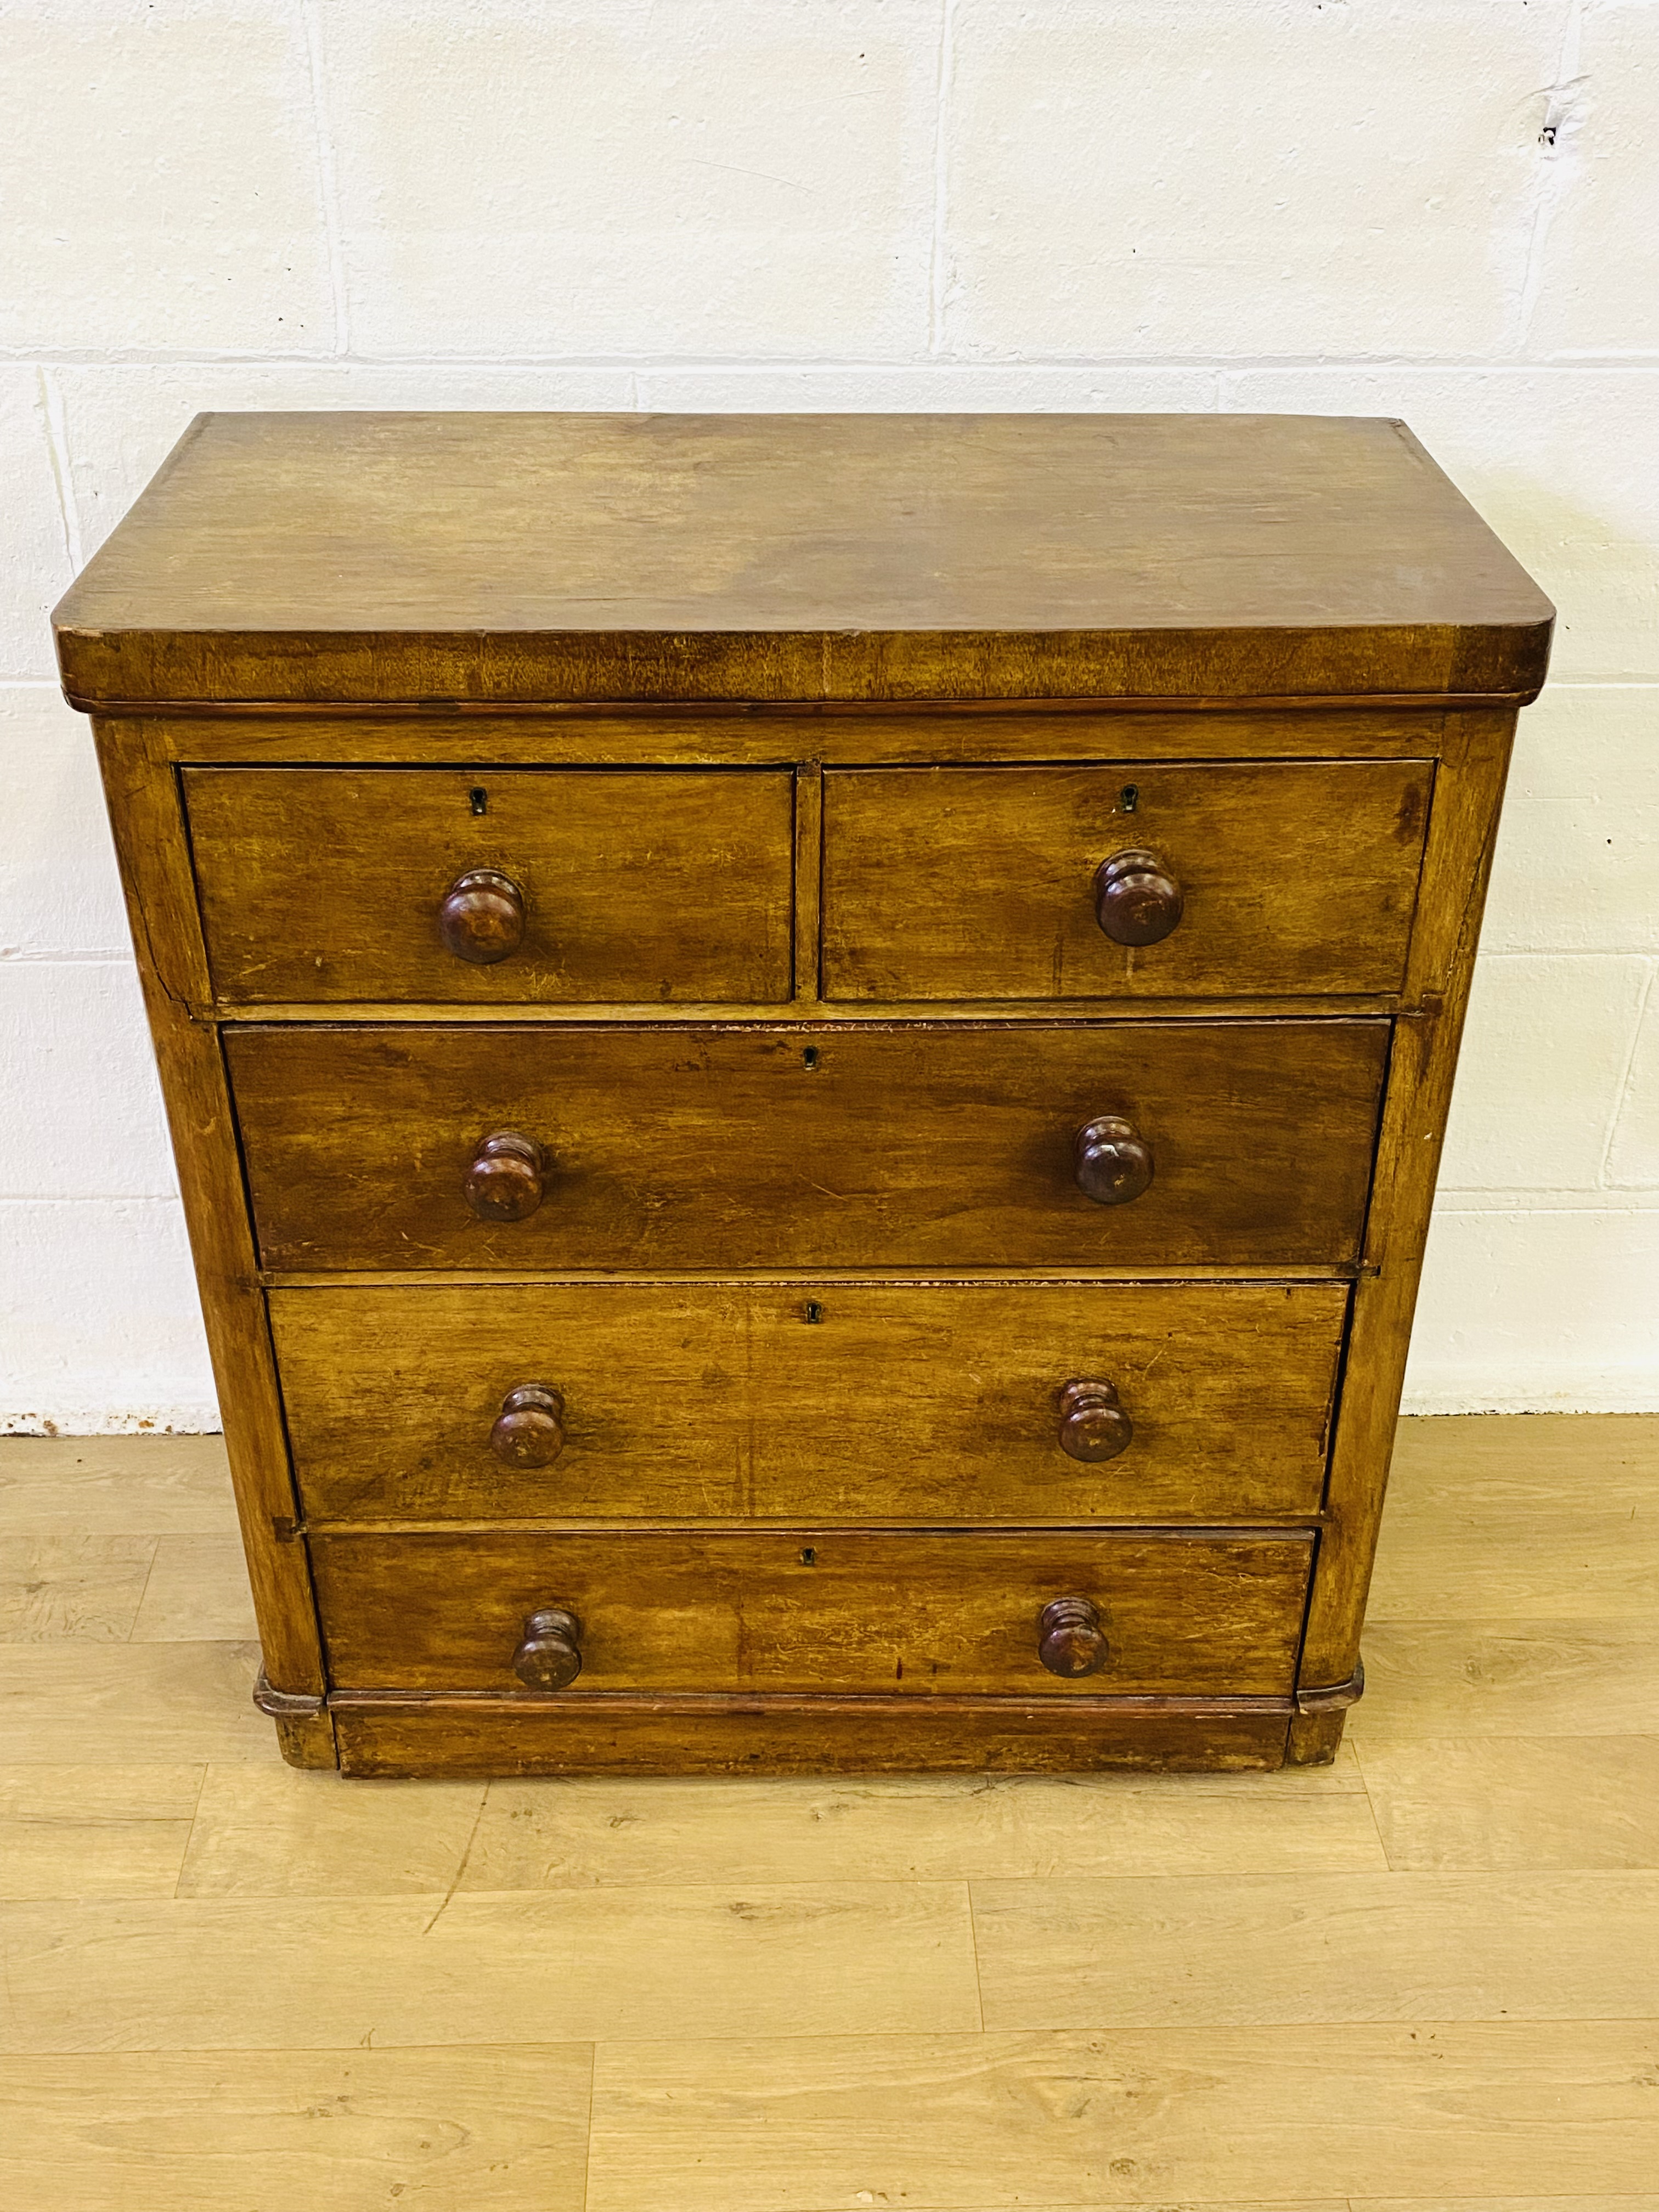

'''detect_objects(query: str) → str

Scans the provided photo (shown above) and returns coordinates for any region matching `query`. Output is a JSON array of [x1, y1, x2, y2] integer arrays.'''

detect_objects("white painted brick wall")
[[2, 0, 1654, 1428]]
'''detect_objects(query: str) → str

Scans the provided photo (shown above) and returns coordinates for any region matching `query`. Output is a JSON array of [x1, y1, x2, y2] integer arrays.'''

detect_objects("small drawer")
[[311, 1528, 1316, 1697], [183, 766, 795, 1004], [273, 1280, 1347, 1525], [822, 759, 1431, 1001], [228, 1018, 1389, 1273]]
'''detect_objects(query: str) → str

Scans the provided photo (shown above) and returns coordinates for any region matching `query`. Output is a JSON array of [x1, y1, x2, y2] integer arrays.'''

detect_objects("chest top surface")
[[53, 410, 1552, 710]]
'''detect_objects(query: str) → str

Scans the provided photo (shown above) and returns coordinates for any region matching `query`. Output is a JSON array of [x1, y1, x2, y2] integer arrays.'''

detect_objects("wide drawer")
[[272, 1280, 1348, 1523], [229, 1020, 1390, 1272], [311, 1528, 1316, 1696], [822, 760, 1431, 1001], [183, 766, 795, 1004]]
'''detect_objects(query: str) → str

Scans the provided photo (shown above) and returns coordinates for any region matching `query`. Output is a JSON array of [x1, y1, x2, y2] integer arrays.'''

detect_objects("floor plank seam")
[[7, 1421, 1659, 2199], [578, 2036, 599, 2212], [123, 1536, 162, 1646], [1346, 1736, 1402, 1874], [171, 1760, 212, 1899], [963, 1875, 989, 2034]]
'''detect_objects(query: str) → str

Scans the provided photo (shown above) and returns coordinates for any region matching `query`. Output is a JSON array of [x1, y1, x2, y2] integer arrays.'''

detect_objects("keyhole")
[[469, 786, 488, 816], [1119, 783, 1139, 813], [804, 1301, 824, 1324], [799, 1547, 817, 1566], [802, 1046, 819, 1070]]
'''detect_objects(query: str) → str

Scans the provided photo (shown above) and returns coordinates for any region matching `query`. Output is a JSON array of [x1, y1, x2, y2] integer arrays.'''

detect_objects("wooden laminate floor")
[[0, 1414, 1655, 2210]]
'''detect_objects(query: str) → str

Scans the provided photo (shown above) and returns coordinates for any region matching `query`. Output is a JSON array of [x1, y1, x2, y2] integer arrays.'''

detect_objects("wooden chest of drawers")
[[54, 411, 1552, 1777]]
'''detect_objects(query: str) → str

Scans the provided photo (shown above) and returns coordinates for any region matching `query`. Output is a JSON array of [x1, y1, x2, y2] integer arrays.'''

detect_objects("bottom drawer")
[[312, 1529, 1314, 1698], [332, 1701, 1295, 1778]]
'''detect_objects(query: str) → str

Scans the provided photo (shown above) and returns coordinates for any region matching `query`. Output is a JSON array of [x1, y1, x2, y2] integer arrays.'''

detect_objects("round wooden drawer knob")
[[1094, 849, 1183, 946], [439, 870, 525, 964], [1037, 1596, 1110, 1679], [464, 1131, 546, 1222], [1058, 1379, 1133, 1463], [491, 1384, 566, 1468], [513, 1607, 582, 1690], [1073, 1115, 1154, 1205]]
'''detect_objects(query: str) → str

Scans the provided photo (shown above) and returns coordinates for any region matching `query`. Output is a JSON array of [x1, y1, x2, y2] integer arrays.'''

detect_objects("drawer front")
[[822, 760, 1431, 1001], [183, 766, 795, 1004], [311, 1528, 1315, 1696], [273, 1280, 1347, 1525], [229, 1020, 1389, 1273]]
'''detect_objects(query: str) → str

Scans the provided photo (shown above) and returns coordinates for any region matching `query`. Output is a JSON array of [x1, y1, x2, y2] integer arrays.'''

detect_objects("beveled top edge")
[[54, 410, 1555, 707]]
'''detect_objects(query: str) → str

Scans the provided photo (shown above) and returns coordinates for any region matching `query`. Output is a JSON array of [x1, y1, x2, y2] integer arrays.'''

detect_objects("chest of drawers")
[[54, 411, 1552, 1777]]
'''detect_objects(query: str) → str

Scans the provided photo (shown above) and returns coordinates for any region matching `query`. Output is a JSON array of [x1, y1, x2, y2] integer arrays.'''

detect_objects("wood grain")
[[970, 1868, 1659, 2027], [1369, 1421, 1659, 1614], [150, 703, 1454, 766], [219, 991, 1407, 1027], [0, 1416, 1651, 2198], [792, 760, 822, 1002], [583, 2022, 1659, 2209], [0, 1885, 982, 2051], [0, 1437, 238, 1535], [1366, 1511, 1659, 1620], [0, 1642, 278, 1765], [1357, 1736, 1659, 1871], [228, 1019, 1389, 1274], [455, 1769, 1385, 1889], [0, 1767, 202, 1901], [823, 759, 1431, 1000], [1355, 1618, 1659, 1742], [0, 1537, 157, 1643], [176, 1765, 487, 1898], [1290, 706, 1519, 1747], [310, 1528, 1314, 1696], [0, 2046, 594, 2211], [88, 717, 325, 1707], [334, 1701, 1294, 1778], [184, 766, 795, 1006], [63, 414, 1548, 1779], [53, 414, 1553, 706], [127, 1537, 258, 1643], [1384, 1409, 1659, 1516], [1355, 2198, 1659, 2212], [270, 1279, 1348, 1525]]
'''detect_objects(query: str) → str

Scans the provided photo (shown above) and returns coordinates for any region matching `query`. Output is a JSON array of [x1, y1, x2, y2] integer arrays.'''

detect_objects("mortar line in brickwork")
[[8, 349, 1659, 373], [1438, 1188, 1659, 1203], [1435, 1200, 1659, 1216], [0, 951, 139, 966], [1596, 961, 1658, 1191], [36, 366, 82, 575], [928, 0, 957, 357], [300, 0, 349, 357], [1512, 0, 1588, 356], [1479, 950, 1659, 962], [0, 1194, 190, 1207]]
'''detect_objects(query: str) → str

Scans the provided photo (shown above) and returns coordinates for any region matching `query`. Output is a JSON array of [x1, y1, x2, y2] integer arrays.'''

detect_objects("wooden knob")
[[512, 1606, 582, 1690], [439, 870, 524, 964], [464, 1130, 546, 1222], [1037, 1596, 1109, 1678], [1094, 849, 1183, 946], [1058, 1379, 1133, 1463], [490, 1384, 565, 1468], [1073, 1116, 1153, 1205]]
